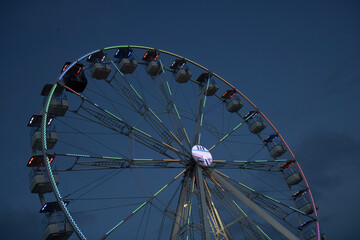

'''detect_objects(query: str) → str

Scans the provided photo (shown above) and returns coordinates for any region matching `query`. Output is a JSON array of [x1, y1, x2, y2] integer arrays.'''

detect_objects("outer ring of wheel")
[[40, 45, 320, 240]]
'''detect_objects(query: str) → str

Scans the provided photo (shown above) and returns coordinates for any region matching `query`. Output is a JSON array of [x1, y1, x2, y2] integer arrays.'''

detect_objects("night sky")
[[1, 0, 359, 239]]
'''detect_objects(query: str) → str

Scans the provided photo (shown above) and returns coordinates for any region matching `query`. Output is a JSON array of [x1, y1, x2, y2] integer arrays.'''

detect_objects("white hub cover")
[[191, 145, 213, 167]]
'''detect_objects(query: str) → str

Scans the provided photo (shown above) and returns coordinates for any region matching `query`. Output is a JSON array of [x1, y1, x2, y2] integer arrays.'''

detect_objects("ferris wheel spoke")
[[205, 168, 300, 240], [193, 76, 211, 145], [196, 166, 211, 240], [62, 90, 185, 159], [75, 160, 185, 169], [204, 175, 270, 240], [216, 170, 316, 224], [201, 118, 225, 139], [203, 177, 234, 240], [150, 60, 192, 149], [73, 108, 180, 159], [52, 153, 186, 170], [208, 111, 257, 152], [171, 170, 196, 239], [202, 117, 255, 151], [105, 56, 190, 156], [55, 119, 126, 158], [211, 159, 289, 171], [101, 169, 186, 240]]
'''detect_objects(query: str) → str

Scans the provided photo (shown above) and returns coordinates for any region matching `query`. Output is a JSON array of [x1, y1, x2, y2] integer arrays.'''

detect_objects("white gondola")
[[41, 83, 64, 97], [42, 212, 73, 240], [286, 171, 302, 185], [296, 194, 314, 214], [146, 61, 161, 76], [269, 144, 287, 158], [40, 99, 68, 117], [226, 98, 243, 113], [303, 225, 327, 240], [264, 134, 287, 158], [39, 84, 68, 117], [91, 62, 111, 80], [299, 203, 313, 215], [174, 69, 192, 83], [43, 222, 73, 240], [248, 118, 266, 134], [62, 63, 87, 93], [202, 81, 218, 96], [29, 169, 59, 194], [119, 58, 137, 74], [31, 129, 58, 150], [284, 167, 302, 186]]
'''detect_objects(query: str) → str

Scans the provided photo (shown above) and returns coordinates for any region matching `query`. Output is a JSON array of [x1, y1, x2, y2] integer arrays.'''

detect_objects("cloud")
[[295, 131, 360, 238], [320, 55, 360, 97], [0, 206, 42, 239]]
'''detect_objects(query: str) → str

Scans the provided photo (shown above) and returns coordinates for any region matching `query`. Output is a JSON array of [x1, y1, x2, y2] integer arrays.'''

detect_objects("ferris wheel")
[[27, 45, 324, 240]]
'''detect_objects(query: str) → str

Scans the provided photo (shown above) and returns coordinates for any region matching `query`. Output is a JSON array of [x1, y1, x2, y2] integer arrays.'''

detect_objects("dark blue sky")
[[1, 0, 359, 239]]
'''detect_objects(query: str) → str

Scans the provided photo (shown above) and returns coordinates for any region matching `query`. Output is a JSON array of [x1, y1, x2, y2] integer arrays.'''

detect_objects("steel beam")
[[205, 169, 299, 240], [196, 166, 211, 240], [171, 172, 190, 239]]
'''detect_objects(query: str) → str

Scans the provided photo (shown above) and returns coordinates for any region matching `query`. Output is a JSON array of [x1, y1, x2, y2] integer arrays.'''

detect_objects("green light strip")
[[154, 184, 168, 196], [149, 108, 163, 123], [231, 159, 287, 163], [256, 225, 272, 240], [129, 84, 142, 99], [202, 78, 210, 108], [63, 154, 169, 162], [219, 133, 229, 142], [202, 95, 207, 108], [166, 81, 172, 96], [106, 220, 124, 235], [289, 206, 306, 215], [232, 200, 247, 217], [187, 202, 192, 225], [216, 122, 244, 143], [200, 114, 204, 127], [173, 104, 181, 120], [264, 195, 280, 203], [132, 202, 147, 214], [66, 153, 91, 158], [103, 156, 123, 160], [133, 127, 152, 138], [237, 182, 255, 192], [232, 121, 244, 131], [159, 60, 165, 74], [104, 109, 123, 121]]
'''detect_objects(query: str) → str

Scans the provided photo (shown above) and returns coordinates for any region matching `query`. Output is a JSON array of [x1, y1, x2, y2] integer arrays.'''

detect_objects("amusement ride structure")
[[27, 45, 324, 240]]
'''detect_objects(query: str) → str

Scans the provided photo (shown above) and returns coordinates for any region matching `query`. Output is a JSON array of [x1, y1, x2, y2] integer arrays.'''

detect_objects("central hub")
[[191, 145, 213, 167]]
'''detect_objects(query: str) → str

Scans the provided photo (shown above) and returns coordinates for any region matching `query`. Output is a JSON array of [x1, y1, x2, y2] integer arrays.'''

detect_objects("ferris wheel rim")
[[37, 45, 321, 240]]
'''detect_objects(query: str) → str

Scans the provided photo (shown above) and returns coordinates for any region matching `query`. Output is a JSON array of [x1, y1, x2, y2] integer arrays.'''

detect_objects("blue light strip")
[[43, 83, 87, 240], [58, 50, 99, 81]]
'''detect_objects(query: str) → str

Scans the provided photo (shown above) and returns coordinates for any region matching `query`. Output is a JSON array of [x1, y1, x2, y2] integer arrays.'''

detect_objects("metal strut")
[[205, 169, 300, 240]]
